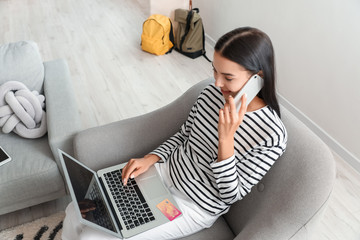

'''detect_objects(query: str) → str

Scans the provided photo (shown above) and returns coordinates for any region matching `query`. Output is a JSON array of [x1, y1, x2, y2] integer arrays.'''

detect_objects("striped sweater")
[[151, 84, 288, 216]]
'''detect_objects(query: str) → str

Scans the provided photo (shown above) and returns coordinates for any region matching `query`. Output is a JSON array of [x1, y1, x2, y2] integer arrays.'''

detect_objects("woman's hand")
[[217, 94, 247, 161], [121, 154, 160, 186]]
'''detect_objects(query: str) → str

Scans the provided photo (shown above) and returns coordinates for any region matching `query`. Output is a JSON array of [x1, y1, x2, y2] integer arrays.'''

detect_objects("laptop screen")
[[62, 153, 119, 234]]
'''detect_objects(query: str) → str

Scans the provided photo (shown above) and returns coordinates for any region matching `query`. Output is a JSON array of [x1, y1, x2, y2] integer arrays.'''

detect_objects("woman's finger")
[[122, 159, 137, 185], [219, 109, 224, 123], [228, 96, 238, 120], [224, 103, 230, 123], [238, 94, 247, 120]]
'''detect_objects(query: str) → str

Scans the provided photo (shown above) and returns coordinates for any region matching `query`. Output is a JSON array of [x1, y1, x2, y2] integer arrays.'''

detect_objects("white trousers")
[[61, 162, 218, 240]]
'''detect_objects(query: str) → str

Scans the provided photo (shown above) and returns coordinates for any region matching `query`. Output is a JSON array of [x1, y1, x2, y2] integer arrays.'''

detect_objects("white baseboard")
[[205, 33, 216, 47], [278, 94, 360, 173]]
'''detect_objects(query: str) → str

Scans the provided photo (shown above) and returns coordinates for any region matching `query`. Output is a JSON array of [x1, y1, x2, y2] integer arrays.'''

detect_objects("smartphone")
[[234, 74, 264, 112], [0, 146, 11, 166]]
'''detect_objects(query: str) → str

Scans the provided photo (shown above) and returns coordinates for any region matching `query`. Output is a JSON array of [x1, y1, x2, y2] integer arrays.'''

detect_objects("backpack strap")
[[201, 26, 212, 63], [166, 19, 175, 54], [192, 8, 211, 62], [179, 9, 194, 52]]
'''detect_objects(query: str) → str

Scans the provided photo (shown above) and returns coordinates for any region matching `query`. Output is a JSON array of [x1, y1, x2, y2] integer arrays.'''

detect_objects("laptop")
[[58, 149, 182, 239]]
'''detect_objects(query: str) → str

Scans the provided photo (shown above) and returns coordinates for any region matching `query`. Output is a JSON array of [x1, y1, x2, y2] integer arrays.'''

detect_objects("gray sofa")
[[0, 41, 81, 215], [73, 79, 336, 239]]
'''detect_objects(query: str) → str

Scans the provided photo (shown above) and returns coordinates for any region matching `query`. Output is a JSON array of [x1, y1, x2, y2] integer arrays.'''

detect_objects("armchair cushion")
[[0, 41, 44, 93]]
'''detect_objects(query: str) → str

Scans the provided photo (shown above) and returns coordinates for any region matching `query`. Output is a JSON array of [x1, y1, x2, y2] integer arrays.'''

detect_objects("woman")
[[62, 27, 287, 240]]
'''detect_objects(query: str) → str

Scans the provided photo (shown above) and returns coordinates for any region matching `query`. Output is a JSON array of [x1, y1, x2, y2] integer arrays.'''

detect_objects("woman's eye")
[[225, 77, 233, 81]]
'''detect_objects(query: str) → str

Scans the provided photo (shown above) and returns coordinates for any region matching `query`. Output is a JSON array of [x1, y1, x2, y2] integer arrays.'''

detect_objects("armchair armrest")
[[44, 59, 82, 174], [73, 79, 212, 171]]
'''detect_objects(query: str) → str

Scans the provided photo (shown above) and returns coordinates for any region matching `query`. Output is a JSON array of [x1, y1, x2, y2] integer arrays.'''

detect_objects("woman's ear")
[[257, 70, 264, 78]]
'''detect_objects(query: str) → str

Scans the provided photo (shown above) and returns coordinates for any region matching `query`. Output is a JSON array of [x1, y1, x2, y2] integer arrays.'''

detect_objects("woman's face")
[[213, 51, 253, 102]]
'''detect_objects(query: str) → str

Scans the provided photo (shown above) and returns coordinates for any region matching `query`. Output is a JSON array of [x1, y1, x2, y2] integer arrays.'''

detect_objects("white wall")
[[194, 0, 360, 170]]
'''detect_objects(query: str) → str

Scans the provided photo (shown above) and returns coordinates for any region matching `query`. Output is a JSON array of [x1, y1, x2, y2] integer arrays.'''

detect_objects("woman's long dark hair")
[[215, 27, 281, 117]]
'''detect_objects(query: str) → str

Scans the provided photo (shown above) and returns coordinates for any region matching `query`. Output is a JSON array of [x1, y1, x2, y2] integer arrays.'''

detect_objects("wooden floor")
[[1, 0, 360, 239], [1, 0, 212, 130]]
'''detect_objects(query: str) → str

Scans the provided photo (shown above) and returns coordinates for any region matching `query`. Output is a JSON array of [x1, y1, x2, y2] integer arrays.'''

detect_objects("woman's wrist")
[[217, 138, 235, 162], [144, 154, 161, 164]]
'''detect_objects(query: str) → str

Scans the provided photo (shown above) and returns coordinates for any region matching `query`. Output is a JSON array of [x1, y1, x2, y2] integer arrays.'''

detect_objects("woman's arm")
[[212, 142, 286, 204], [217, 94, 247, 162], [211, 94, 247, 204], [214, 100, 288, 204], [122, 154, 160, 185], [122, 97, 200, 185]]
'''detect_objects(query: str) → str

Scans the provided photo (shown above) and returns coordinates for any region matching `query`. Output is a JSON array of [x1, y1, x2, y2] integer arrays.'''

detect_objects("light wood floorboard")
[[1, 0, 360, 239]]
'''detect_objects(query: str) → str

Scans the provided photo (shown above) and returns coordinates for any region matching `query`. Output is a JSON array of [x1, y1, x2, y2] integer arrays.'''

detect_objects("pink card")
[[156, 199, 182, 221]]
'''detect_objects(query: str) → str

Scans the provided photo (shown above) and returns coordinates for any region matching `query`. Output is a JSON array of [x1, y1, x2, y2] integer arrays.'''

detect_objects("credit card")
[[156, 199, 182, 221]]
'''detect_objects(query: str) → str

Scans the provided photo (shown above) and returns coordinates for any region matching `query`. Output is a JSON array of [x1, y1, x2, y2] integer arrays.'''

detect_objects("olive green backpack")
[[174, 8, 210, 61]]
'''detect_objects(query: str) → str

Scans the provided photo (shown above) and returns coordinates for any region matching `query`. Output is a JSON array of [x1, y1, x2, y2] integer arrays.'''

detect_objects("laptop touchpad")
[[137, 171, 168, 200]]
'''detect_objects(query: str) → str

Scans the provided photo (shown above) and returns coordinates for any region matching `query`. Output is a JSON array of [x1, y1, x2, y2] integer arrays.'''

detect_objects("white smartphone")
[[0, 146, 11, 166], [233, 74, 264, 112]]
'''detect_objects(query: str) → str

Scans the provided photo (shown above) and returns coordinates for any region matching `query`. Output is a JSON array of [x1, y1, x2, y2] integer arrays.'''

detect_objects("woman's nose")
[[215, 77, 223, 87]]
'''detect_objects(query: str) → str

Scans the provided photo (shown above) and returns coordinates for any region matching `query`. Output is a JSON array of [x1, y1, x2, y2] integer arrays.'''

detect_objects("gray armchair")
[[73, 79, 335, 239], [0, 41, 81, 215]]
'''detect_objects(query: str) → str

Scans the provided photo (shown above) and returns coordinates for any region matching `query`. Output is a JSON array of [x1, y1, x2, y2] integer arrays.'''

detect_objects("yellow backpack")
[[141, 14, 174, 56]]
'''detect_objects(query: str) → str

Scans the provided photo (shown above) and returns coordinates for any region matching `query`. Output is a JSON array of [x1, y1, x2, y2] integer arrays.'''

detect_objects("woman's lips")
[[221, 89, 231, 95]]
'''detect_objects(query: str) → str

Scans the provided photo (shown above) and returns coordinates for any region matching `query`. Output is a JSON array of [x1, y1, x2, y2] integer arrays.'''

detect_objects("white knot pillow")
[[0, 81, 47, 138]]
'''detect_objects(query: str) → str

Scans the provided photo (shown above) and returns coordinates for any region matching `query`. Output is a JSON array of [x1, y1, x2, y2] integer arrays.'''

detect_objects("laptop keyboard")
[[104, 169, 156, 230]]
